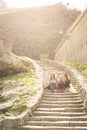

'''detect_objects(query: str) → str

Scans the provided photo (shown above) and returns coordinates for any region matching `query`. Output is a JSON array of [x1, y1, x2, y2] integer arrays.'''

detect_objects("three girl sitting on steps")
[[47, 72, 70, 92]]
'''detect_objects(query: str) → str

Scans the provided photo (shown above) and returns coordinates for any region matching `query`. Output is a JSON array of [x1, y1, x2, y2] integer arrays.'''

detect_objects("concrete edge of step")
[[0, 57, 44, 130]]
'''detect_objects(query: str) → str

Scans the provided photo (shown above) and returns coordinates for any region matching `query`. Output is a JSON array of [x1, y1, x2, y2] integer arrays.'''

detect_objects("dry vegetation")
[[0, 3, 80, 59]]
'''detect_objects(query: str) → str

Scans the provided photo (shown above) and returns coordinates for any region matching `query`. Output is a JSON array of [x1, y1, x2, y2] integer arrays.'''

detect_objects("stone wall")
[[55, 9, 87, 64], [0, 38, 11, 56]]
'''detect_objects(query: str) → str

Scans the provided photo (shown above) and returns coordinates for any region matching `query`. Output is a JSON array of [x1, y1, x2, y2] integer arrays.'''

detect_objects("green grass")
[[0, 69, 36, 87], [66, 62, 87, 77], [0, 69, 36, 116], [6, 104, 27, 116], [6, 90, 35, 116], [15, 90, 35, 105]]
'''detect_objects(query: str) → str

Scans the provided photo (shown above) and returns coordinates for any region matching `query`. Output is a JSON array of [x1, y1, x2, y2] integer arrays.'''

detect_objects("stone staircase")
[[18, 61, 87, 130], [19, 89, 87, 130]]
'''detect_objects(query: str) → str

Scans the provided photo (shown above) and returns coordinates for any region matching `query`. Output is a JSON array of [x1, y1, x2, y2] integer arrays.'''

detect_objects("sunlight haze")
[[5, 0, 87, 10]]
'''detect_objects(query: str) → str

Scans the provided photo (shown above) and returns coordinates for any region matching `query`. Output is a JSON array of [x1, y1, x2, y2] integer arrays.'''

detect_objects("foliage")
[[66, 62, 87, 77], [6, 104, 27, 116], [0, 69, 35, 87], [6, 90, 35, 116], [0, 70, 36, 116]]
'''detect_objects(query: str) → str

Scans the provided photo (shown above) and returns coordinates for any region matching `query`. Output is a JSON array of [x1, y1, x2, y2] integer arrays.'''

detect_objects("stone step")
[[43, 91, 80, 94], [43, 92, 81, 97], [42, 95, 81, 100], [42, 97, 82, 101], [33, 111, 85, 116], [26, 120, 87, 127], [42, 96, 81, 100], [29, 116, 87, 121], [36, 107, 84, 112], [19, 125, 87, 130], [39, 103, 83, 108], [44, 91, 79, 95], [43, 93, 80, 97], [40, 100, 83, 104]]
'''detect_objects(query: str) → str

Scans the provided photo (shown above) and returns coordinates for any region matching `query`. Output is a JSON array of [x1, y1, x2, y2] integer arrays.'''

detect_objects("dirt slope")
[[0, 3, 80, 59], [55, 9, 87, 64]]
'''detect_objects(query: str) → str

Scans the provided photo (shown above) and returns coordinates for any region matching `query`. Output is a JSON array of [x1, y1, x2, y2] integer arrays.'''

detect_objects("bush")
[[66, 62, 87, 77]]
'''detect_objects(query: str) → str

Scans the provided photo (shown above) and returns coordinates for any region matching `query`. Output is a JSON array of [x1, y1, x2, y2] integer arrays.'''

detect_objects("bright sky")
[[5, 0, 87, 10]]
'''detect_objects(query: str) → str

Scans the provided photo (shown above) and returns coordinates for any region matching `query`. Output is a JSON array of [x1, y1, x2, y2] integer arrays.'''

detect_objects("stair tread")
[[40, 103, 84, 106], [34, 111, 85, 114], [37, 107, 84, 109], [42, 97, 81, 100], [27, 120, 87, 123], [44, 92, 79, 94], [26, 120, 87, 127], [33, 111, 86, 116], [29, 115, 87, 121], [43, 95, 81, 98], [36, 107, 84, 111], [21, 125, 87, 128], [41, 100, 83, 103]]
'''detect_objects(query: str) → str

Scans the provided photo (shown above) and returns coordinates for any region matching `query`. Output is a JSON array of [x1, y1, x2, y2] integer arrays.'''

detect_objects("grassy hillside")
[[0, 3, 80, 59], [55, 9, 87, 64], [0, 53, 36, 116], [66, 62, 87, 77]]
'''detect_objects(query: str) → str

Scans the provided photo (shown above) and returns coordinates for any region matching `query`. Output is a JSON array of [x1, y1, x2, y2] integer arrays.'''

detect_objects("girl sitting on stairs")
[[55, 73, 64, 92], [63, 73, 70, 91], [47, 73, 56, 92]]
